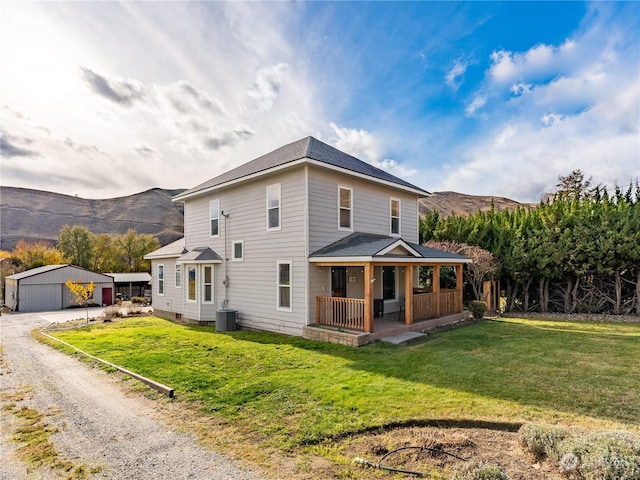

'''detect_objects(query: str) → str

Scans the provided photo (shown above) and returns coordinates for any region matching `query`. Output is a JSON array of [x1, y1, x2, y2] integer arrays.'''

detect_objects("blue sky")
[[1, 2, 638, 202]]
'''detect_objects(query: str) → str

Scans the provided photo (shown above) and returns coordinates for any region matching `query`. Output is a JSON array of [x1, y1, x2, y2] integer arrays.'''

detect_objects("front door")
[[331, 267, 347, 297]]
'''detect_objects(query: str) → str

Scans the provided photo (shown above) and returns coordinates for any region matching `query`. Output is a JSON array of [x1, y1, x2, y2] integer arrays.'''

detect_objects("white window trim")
[[158, 264, 165, 296], [210, 199, 220, 238], [266, 183, 281, 231], [186, 265, 197, 303], [390, 197, 401, 236], [338, 186, 353, 231], [202, 265, 213, 304], [175, 263, 182, 288], [232, 240, 244, 262], [276, 260, 292, 312]]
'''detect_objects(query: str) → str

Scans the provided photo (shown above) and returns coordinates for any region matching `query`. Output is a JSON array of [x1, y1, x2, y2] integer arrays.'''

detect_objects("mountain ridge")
[[1, 186, 531, 252]]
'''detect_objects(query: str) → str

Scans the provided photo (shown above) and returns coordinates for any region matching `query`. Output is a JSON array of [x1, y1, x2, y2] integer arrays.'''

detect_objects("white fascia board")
[[376, 239, 422, 257], [144, 253, 182, 260], [173, 157, 431, 202], [309, 256, 472, 264]]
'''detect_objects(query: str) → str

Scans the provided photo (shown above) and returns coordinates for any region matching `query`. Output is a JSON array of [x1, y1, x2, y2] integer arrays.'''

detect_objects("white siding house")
[[145, 137, 470, 345], [5, 265, 114, 312]]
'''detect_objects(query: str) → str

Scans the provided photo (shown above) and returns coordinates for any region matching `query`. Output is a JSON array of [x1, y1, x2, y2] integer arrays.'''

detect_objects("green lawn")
[[48, 317, 640, 448]]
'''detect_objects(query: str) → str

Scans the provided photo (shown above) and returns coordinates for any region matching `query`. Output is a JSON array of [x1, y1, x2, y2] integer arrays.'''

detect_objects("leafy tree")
[[57, 225, 95, 269], [554, 169, 595, 199], [115, 229, 160, 272], [12, 240, 65, 270], [65, 279, 96, 322], [92, 234, 125, 272]]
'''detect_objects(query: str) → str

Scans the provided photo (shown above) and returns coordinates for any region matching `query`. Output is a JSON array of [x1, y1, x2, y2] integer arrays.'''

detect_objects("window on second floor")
[[338, 186, 352, 230], [267, 183, 281, 231], [210, 199, 220, 237], [390, 198, 401, 236]]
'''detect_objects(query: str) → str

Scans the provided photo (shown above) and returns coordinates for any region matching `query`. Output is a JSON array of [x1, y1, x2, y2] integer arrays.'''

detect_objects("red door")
[[102, 288, 113, 306]]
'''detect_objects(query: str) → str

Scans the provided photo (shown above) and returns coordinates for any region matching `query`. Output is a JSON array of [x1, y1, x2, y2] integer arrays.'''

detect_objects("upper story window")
[[175, 264, 182, 288], [210, 199, 220, 237], [390, 198, 401, 236], [232, 240, 244, 261], [267, 183, 281, 231], [158, 264, 164, 295], [338, 186, 353, 230]]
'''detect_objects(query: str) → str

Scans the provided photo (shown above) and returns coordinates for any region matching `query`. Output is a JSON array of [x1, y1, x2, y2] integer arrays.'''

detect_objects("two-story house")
[[145, 137, 470, 345]]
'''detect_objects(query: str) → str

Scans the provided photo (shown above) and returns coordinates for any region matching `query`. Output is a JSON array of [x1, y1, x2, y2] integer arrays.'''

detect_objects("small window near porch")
[[232, 240, 244, 261], [175, 264, 182, 288], [277, 261, 292, 311], [158, 264, 164, 295]]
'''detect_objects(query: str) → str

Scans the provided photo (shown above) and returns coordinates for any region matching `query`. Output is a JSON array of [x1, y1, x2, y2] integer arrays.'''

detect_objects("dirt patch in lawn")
[[331, 425, 564, 479]]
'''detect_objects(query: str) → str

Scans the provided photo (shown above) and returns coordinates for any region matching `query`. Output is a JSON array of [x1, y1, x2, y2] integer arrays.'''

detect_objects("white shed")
[[5, 265, 115, 312]]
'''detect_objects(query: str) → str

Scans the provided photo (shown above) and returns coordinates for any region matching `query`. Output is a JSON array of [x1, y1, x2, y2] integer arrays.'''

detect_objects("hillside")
[[0, 187, 185, 251], [0, 187, 532, 252], [419, 191, 534, 217]]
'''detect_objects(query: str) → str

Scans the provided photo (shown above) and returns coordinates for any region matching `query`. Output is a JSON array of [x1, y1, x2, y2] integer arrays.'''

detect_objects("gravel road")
[[0, 309, 269, 480]]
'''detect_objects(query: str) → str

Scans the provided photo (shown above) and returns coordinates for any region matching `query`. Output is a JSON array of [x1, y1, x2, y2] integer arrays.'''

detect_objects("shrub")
[[452, 462, 508, 480], [131, 297, 147, 305], [103, 305, 122, 320], [468, 301, 487, 319], [519, 423, 640, 479]]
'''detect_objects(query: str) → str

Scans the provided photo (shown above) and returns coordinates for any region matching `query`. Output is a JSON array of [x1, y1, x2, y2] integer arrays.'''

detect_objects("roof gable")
[[309, 232, 472, 263], [174, 137, 429, 201]]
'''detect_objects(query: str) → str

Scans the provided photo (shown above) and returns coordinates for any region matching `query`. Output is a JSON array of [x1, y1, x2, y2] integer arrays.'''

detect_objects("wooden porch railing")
[[412, 289, 462, 322], [316, 296, 365, 331]]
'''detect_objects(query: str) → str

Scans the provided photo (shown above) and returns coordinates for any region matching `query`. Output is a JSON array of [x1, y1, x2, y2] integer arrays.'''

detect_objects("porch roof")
[[176, 246, 222, 264], [309, 232, 471, 264]]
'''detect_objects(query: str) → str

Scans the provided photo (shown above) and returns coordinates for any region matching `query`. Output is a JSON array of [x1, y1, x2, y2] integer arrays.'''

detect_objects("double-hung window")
[[390, 198, 400, 236], [175, 264, 182, 288], [158, 265, 164, 295], [187, 266, 196, 302], [210, 199, 220, 237], [277, 261, 292, 311], [203, 266, 213, 303], [338, 186, 352, 230], [267, 184, 281, 230]]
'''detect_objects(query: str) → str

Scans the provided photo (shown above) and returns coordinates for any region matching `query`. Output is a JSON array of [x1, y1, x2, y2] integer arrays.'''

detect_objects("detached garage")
[[5, 265, 115, 312]]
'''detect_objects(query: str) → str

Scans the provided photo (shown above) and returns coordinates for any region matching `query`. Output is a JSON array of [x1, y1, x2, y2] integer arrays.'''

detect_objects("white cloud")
[[465, 94, 487, 117], [245, 63, 290, 114], [445, 58, 469, 90]]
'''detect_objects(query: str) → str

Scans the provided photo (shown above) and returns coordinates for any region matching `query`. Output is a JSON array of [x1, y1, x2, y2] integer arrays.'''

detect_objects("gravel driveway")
[[0, 309, 268, 480]]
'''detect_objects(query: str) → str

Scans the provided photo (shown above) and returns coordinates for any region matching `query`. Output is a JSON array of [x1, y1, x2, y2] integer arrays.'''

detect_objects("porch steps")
[[380, 331, 427, 345]]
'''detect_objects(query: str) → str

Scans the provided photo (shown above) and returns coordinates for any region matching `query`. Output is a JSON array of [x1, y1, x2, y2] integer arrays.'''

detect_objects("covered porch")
[[308, 233, 471, 340]]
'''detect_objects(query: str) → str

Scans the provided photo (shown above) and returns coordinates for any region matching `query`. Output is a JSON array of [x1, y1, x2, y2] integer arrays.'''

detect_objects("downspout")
[[221, 210, 230, 309]]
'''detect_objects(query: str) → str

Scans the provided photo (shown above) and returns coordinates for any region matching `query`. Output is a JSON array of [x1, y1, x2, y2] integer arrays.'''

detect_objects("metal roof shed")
[[5, 265, 115, 312]]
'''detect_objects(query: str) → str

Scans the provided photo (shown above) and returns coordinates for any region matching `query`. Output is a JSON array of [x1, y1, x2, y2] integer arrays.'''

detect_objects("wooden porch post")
[[364, 262, 373, 333], [455, 264, 464, 313], [433, 264, 441, 318], [404, 265, 413, 324]]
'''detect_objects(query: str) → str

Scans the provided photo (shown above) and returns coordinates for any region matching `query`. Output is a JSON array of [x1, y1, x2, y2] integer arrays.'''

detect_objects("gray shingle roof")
[[310, 232, 471, 262], [177, 247, 222, 263], [174, 137, 430, 200]]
